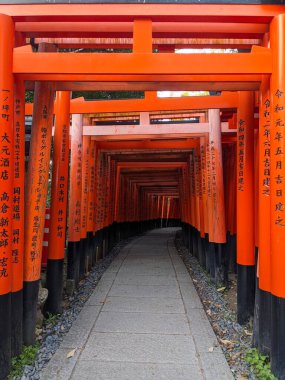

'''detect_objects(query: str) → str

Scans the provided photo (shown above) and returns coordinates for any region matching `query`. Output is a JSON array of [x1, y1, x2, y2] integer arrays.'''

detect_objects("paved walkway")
[[41, 228, 233, 380]]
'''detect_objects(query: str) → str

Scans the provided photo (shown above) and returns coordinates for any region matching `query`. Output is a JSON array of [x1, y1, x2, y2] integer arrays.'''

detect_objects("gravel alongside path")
[[175, 230, 254, 380]]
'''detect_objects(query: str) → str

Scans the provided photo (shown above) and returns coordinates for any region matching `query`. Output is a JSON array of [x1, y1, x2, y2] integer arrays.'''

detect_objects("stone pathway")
[[40, 228, 233, 380]]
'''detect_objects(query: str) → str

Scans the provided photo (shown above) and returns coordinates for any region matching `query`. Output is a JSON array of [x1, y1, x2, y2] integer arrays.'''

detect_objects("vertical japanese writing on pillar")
[[96, 155, 103, 228], [99, 156, 104, 227], [56, 122, 68, 239], [88, 145, 95, 228], [194, 152, 198, 197], [262, 98, 271, 198], [31, 105, 48, 263], [206, 142, 211, 199], [201, 144, 206, 196], [190, 155, 195, 197], [238, 119, 245, 192], [74, 140, 82, 235], [210, 140, 217, 208], [82, 143, 89, 232], [273, 89, 285, 227], [12, 97, 22, 266], [0, 89, 12, 282]]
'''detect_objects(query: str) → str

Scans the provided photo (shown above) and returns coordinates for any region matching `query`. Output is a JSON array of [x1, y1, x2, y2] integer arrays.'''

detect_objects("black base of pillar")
[[86, 232, 93, 271], [11, 289, 23, 357], [258, 288, 271, 355], [115, 223, 120, 243], [192, 228, 198, 258], [204, 234, 210, 273], [0, 292, 11, 380], [182, 223, 188, 248], [189, 226, 194, 255], [79, 238, 87, 279], [198, 234, 206, 268], [271, 295, 285, 380], [95, 230, 103, 261], [208, 242, 216, 279], [45, 259, 64, 315], [103, 227, 109, 256], [253, 277, 260, 348], [205, 242, 225, 284], [108, 224, 114, 251], [237, 264, 255, 325], [224, 231, 232, 277], [229, 234, 237, 273], [91, 233, 97, 266], [67, 241, 80, 288], [23, 280, 40, 346], [185, 224, 190, 250]]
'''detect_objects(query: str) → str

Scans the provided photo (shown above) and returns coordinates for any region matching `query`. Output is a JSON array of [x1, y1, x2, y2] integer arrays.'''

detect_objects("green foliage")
[[44, 312, 60, 327], [9, 344, 39, 379], [25, 90, 34, 103], [72, 90, 144, 101], [246, 348, 277, 380]]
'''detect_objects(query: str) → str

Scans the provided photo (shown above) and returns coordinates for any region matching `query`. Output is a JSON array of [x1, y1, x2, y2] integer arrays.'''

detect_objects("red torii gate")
[[0, 3, 284, 379]]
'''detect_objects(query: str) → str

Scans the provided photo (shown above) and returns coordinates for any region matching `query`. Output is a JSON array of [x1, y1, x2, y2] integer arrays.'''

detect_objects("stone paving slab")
[[40, 347, 82, 380], [187, 308, 222, 353], [60, 306, 101, 349], [71, 361, 204, 380], [93, 310, 190, 334], [80, 332, 198, 363], [199, 352, 234, 379], [85, 280, 113, 306], [102, 295, 185, 313], [40, 228, 233, 380], [108, 283, 181, 298], [113, 273, 178, 286], [179, 281, 204, 310], [117, 266, 176, 276]]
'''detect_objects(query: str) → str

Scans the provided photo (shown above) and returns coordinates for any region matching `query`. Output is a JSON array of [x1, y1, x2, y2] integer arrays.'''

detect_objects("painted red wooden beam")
[[1, 4, 284, 22], [25, 92, 238, 115]]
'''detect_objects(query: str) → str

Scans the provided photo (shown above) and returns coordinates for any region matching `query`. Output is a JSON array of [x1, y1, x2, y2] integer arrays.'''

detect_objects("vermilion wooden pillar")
[[208, 109, 226, 282], [45, 91, 70, 314], [236, 91, 255, 325], [87, 140, 96, 267], [270, 15, 285, 379], [95, 152, 104, 260], [0, 14, 14, 380], [205, 135, 212, 273], [23, 43, 55, 345], [67, 114, 82, 292], [11, 80, 25, 357], [79, 135, 90, 278], [189, 153, 197, 257], [253, 77, 271, 355], [200, 136, 209, 238]]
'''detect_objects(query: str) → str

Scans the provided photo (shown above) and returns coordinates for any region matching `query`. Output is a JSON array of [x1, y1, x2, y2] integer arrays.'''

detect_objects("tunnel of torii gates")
[[2, 1, 285, 379]]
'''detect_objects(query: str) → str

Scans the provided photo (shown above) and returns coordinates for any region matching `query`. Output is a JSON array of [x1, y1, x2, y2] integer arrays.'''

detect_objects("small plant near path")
[[246, 348, 277, 380], [9, 344, 39, 379], [44, 312, 60, 328]]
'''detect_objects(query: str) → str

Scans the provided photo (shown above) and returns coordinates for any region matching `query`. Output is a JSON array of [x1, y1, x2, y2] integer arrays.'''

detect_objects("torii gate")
[[0, 2, 285, 379]]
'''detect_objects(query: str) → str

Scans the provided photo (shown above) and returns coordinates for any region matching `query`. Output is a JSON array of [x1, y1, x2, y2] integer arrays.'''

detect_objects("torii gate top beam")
[[25, 92, 238, 115], [0, 4, 284, 22], [18, 22, 268, 39], [13, 49, 272, 78]]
